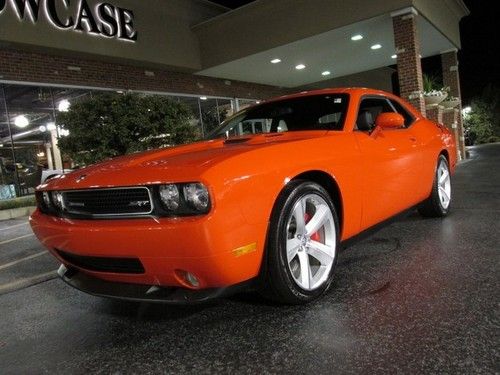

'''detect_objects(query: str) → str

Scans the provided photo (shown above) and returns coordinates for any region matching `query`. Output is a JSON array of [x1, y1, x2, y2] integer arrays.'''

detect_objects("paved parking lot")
[[0, 143, 498, 374]]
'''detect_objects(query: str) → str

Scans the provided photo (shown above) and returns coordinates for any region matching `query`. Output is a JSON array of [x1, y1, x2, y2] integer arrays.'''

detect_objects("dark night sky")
[[209, 0, 498, 104]]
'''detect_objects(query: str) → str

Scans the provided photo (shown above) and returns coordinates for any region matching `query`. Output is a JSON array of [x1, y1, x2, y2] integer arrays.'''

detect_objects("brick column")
[[441, 50, 466, 159], [426, 105, 443, 125], [392, 8, 425, 115], [442, 108, 461, 159]]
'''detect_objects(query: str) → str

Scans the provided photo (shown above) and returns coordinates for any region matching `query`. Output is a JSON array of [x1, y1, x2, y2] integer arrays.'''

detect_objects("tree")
[[57, 93, 200, 166], [464, 85, 500, 144]]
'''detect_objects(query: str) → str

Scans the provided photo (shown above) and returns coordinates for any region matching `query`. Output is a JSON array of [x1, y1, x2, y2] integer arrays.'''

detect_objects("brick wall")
[[392, 12, 425, 115], [0, 48, 287, 100]]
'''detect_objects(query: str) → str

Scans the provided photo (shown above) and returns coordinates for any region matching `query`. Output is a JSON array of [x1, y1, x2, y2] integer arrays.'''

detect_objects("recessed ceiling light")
[[200, 96, 207, 100], [371, 44, 382, 50], [271, 58, 282, 64], [351, 34, 363, 41], [295, 64, 306, 70], [322, 71, 331, 76], [391, 54, 397, 59], [14, 115, 29, 128]]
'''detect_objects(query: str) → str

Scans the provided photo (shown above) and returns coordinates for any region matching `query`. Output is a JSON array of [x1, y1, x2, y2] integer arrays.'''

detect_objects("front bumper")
[[30, 209, 266, 290], [57, 264, 253, 304]]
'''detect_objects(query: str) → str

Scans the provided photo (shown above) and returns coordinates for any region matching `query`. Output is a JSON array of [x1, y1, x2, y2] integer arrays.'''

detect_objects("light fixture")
[[322, 71, 331, 76], [46, 122, 57, 131], [391, 54, 397, 59], [59, 128, 70, 137], [295, 64, 306, 70], [371, 44, 382, 50], [270, 58, 281, 64], [58, 99, 70, 112], [37, 152, 45, 158], [14, 115, 29, 128], [39, 125, 47, 132], [351, 34, 363, 41], [200, 96, 207, 100]]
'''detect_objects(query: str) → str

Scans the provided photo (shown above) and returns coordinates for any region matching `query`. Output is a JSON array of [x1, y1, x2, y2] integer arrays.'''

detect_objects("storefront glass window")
[[0, 83, 249, 200]]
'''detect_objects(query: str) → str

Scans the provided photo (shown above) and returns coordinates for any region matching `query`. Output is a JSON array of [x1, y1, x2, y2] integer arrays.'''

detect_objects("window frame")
[[355, 95, 416, 132]]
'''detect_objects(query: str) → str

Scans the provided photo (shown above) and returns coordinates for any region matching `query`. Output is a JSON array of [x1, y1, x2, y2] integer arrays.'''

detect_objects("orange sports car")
[[30, 88, 456, 304]]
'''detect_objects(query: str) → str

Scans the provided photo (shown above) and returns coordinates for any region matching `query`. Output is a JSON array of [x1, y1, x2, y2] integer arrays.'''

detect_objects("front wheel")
[[262, 181, 339, 304], [418, 155, 452, 217]]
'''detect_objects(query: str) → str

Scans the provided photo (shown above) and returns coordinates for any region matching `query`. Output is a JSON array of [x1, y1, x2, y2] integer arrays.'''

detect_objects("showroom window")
[[0, 82, 257, 200]]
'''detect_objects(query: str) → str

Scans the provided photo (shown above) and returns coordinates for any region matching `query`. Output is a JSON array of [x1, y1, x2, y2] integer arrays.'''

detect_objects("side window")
[[355, 97, 394, 131], [389, 99, 415, 128]]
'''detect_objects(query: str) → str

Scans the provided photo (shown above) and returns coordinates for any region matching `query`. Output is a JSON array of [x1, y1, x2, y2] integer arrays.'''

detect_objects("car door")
[[353, 96, 423, 230]]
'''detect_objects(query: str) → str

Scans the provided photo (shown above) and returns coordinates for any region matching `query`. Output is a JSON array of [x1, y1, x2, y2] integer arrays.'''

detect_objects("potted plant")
[[423, 74, 448, 106]]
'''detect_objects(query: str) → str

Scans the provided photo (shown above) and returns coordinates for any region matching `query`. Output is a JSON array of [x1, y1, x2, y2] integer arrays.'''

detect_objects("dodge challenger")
[[30, 88, 456, 304]]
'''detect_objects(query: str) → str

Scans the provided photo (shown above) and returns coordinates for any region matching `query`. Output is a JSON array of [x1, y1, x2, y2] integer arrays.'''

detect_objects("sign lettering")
[[1, 0, 137, 42]]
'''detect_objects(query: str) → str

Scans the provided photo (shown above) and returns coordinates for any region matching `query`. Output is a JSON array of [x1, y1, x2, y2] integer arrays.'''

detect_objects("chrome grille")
[[63, 187, 153, 217]]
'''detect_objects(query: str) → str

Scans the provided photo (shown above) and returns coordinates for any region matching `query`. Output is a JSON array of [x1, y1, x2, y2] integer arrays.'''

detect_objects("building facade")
[[0, 0, 469, 199]]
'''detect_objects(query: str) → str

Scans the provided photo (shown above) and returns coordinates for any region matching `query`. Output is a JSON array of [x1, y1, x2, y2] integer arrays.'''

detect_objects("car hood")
[[42, 131, 331, 190]]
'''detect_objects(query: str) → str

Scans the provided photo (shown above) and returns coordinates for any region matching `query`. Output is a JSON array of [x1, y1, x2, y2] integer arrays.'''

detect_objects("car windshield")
[[207, 94, 349, 139]]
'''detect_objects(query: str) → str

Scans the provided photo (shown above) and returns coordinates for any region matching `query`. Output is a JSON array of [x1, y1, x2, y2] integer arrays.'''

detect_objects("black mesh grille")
[[56, 249, 145, 274], [63, 187, 152, 216]]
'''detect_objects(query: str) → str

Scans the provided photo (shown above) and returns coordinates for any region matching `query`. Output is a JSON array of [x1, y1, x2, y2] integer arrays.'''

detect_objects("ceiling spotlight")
[[14, 115, 29, 128], [200, 96, 207, 100], [39, 125, 47, 132], [295, 64, 306, 70], [391, 54, 397, 59], [371, 44, 382, 50], [270, 58, 281, 64], [58, 99, 70, 112], [351, 34, 363, 41], [322, 71, 331, 76], [46, 122, 57, 131]]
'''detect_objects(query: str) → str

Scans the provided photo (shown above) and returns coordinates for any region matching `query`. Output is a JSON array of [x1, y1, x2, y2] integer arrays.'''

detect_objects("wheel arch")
[[290, 170, 344, 235], [439, 149, 449, 164]]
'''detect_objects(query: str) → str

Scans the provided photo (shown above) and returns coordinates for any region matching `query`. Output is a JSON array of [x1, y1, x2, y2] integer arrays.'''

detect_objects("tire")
[[418, 155, 452, 217], [261, 180, 340, 304]]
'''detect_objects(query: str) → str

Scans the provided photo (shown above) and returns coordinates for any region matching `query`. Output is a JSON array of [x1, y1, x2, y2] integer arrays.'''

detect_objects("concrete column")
[[441, 50, 466, 159], [392, 8, 426, 115], [45, 143, 54, 170], [50, 129, 63, 170]]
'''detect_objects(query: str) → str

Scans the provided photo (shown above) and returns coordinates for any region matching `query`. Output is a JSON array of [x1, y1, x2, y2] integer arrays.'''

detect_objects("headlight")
[[42, 191, 51, 207], [51, 191, 64, 211], [183, 183, 210, 211], [159, 184, 180, 210]]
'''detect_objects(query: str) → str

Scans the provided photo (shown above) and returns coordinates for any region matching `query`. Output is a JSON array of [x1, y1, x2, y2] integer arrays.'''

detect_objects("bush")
[[0, 195, 36, 210]]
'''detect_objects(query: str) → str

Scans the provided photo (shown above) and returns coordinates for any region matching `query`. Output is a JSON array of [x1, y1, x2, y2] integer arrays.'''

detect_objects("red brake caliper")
[[304, 212, 321, 242]]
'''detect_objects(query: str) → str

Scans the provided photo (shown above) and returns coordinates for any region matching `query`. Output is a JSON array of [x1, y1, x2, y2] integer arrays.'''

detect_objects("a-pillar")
[[441, 49, 466, 159], [392, 8, 425, 115]]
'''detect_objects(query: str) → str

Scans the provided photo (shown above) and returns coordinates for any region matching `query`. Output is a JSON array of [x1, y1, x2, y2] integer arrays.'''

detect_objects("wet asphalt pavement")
[[0, 144, 498, 374]]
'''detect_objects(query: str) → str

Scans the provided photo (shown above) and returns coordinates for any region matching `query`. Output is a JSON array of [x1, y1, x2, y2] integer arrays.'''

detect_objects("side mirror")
[[375, 113, 405, 129]]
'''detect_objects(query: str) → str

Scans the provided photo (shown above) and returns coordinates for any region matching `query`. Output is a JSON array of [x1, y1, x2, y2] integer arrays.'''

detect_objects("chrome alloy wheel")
[[285, 194, 336, 291], [437, 160, 451, 209]]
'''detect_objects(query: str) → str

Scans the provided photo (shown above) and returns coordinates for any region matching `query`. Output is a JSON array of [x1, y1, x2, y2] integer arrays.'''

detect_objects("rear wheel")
[[418, 155, 452, 217], [262, 181, 339, 304]]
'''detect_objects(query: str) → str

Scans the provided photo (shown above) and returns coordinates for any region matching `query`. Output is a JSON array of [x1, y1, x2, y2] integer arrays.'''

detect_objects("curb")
[[0, 206, 36, 221]]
